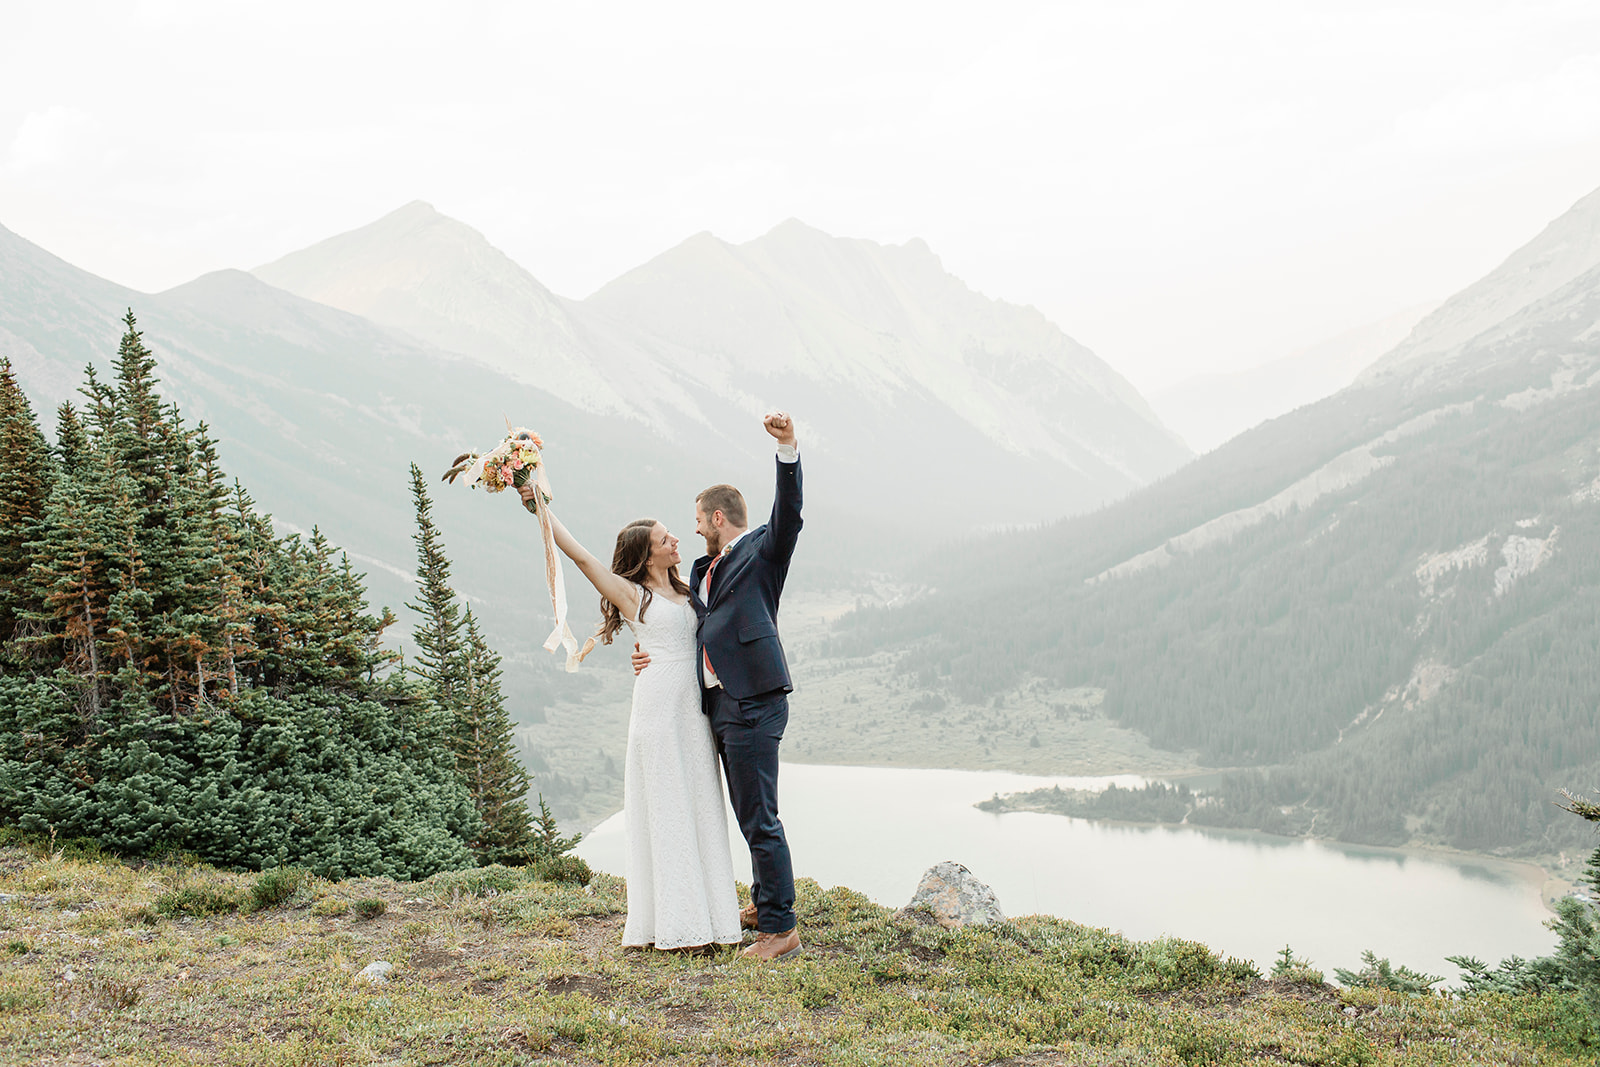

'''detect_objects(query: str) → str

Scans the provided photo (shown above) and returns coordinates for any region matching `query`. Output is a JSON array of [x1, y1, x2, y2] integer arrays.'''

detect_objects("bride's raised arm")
[[517, 484, 642, 623]]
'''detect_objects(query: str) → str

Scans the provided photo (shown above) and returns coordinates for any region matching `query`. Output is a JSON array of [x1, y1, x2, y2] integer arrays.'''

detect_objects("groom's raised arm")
[[762, 410, 802, 563]]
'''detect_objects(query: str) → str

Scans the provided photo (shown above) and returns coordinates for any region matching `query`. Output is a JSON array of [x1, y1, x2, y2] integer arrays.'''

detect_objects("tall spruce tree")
[[405, 463, 464, 704], [54, 402, 88, 476], [405, 463, 536, 862], [0, 356, 54, 650], [459, 608, 535, 863]]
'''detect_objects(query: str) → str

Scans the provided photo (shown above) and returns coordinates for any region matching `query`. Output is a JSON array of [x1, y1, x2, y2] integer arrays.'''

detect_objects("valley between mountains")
[[7, 184, 1600, 886]]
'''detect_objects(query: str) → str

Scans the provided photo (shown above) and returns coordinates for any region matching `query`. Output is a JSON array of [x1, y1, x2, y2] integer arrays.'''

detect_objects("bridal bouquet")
[[443, 427, 550, 511], [443, 426, 594, 671]]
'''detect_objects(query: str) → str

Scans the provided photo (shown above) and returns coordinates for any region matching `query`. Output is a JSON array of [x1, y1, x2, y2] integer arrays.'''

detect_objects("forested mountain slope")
[[833, 187, 1600, 855]]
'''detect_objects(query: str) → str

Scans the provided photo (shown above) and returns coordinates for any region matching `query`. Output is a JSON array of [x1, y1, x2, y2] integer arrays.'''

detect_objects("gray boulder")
[[902, 861, 1005, 929], [358, 961, 393, 983]]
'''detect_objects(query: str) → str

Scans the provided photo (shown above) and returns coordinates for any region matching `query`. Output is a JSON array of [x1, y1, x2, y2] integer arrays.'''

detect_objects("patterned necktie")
[[702, 552, 724, 682], [704, 551, 724, 598]]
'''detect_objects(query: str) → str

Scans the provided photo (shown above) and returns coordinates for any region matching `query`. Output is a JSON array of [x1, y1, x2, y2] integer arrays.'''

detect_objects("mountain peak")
[[763, 217, 828, 241], [391, 199, 439, 217], [248, 205, 647, 417]]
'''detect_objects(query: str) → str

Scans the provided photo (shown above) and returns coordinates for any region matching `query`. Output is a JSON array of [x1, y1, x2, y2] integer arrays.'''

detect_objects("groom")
[[634, 411, 804, 961]]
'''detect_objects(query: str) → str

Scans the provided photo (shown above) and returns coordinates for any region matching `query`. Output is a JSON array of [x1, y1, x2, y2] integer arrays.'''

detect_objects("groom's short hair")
[[696, 484, 747, 528]]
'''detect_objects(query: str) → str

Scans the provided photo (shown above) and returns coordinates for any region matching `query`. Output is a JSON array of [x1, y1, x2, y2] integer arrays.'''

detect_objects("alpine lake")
[[577, 763, 1557, 983]]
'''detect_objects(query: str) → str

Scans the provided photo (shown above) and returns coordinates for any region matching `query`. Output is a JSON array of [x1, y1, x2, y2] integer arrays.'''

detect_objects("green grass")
[[1, 843, 1592, 1065]]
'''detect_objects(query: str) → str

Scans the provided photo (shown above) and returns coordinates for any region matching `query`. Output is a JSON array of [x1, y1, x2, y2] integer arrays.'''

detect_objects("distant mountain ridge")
[[1361, 183, 1600, 386], [254, 203, 1191, 517], [251, 202, 690, 427], [1150, 302, 1437, 454]]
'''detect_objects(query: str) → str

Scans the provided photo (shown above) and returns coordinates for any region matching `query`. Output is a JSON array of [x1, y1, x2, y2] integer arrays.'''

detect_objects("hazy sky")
[[5, 0, 1600, 391]]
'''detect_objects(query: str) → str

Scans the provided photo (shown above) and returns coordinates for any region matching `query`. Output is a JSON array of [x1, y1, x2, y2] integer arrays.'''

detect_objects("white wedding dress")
[[621, 589, 742, 948]]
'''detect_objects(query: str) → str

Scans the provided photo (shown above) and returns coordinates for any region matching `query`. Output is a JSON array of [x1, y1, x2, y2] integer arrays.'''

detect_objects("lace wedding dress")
[[621, 590, 742, 948]]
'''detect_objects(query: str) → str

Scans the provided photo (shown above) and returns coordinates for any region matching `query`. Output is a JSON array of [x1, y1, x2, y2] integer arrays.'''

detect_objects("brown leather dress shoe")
[[739, 903, 758, 930], [740, 927, 802, 961]]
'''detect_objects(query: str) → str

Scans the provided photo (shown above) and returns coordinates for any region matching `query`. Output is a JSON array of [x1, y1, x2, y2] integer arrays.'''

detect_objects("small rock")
[[358, 961, 393, 984], [900, 860, 1005, 929], [63, 968, 76, 982], [1342, 1006, 1358, 1016]]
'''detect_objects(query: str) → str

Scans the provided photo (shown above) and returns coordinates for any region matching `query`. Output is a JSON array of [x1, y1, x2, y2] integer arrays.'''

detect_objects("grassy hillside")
[[1, 840, 1593, 1066]]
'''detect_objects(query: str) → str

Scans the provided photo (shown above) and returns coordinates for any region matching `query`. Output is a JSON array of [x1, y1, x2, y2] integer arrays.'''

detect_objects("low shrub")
[[531, 854, 592, 886], [352, 898, 387, 921], [83, 974, 143, 1011], [1271, 944, 1326, 987], [1334, 950, 1442, 994], [1134, 936, 1259, 992], [249, 867, 314, 911], [151, 882, 245, 918]]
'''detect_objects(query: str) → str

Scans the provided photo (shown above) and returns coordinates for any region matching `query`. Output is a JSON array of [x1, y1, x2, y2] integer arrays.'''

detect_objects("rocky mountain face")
[[837, 182, 1600, 855], [251, 202, 693, 428], [585, 219, 1186, 483], [254, 204, 1191, 525], [1361, 183, 1600, 386]]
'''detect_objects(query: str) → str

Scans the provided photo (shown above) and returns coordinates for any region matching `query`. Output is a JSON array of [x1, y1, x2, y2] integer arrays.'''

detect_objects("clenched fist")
[[763, 410, 796, 447]]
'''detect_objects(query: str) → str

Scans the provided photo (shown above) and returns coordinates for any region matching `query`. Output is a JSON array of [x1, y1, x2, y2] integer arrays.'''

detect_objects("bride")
[[516, 486, 742, 951]]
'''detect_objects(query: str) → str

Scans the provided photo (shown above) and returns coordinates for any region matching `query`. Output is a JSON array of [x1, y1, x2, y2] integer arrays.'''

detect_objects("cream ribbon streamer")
[[522, 462, 596, 672]]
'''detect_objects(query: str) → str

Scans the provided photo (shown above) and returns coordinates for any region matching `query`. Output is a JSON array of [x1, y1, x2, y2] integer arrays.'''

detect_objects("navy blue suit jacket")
[[690, 456, 802, 700]]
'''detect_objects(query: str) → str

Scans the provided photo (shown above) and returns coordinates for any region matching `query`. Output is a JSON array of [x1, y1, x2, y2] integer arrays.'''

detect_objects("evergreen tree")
[[531, 794, 582, 859], [54, 401, 88, 476], [458, 607, 534, 863], [0, 311, 482, 878], [405, 463, 463, 705], [184, 426, 252, 700], [107, 310, 175, 514], [0, 356, 54, 649], [22, 475, 114, 723]]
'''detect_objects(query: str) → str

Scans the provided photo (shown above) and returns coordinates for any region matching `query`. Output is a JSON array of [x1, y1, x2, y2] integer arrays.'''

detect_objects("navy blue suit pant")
[[704, 686, 795, 933]]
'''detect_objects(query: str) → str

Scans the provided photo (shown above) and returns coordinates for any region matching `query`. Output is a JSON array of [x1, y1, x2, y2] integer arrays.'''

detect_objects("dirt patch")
[[656, 1002, 722, 1033], [409, 948, 457, 971], [543, 973, 612, 999], [1261, 976, 1344, 1005], [565, 912, 628, 961]]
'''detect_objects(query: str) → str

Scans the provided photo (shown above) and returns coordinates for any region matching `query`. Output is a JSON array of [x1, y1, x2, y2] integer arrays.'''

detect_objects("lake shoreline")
[[781, 756, 1564, 917], [579, 761, 1558, 977], [985, 806, 1558, 916]]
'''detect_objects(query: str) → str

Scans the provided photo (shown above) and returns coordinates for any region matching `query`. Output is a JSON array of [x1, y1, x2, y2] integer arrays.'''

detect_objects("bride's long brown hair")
[[598, 519, 690, 645]]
